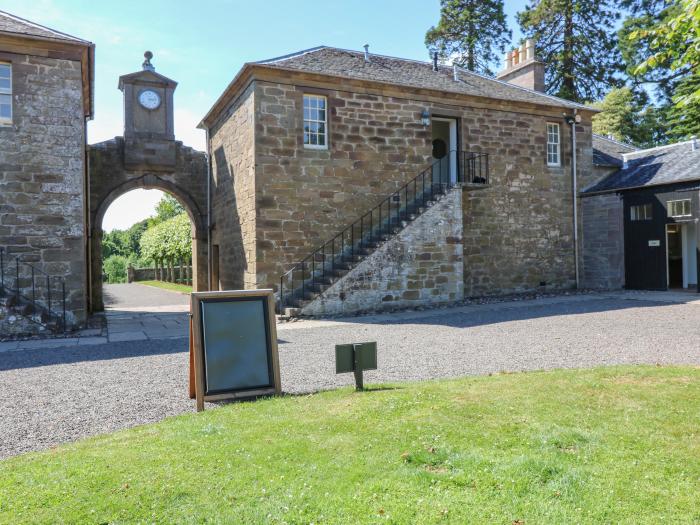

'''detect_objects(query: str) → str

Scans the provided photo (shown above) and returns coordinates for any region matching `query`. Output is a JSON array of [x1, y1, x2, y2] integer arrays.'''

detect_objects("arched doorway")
[[89, 174, 208, 312]]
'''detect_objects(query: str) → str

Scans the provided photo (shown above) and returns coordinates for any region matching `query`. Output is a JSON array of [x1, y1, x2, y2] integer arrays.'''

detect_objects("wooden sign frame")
[[190, 289, 281, 411]]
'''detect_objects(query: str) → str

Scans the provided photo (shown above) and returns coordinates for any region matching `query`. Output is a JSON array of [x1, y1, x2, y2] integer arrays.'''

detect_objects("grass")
[[0, 366, 698, 524], [137, 280, 192, 294]]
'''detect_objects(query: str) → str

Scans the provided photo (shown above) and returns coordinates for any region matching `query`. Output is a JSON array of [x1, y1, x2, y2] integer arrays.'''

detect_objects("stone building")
[[0, 11, 207, 335], [200, 43, 598, 315], [0, 11, 93, 332], [582, 138, 700, 292]]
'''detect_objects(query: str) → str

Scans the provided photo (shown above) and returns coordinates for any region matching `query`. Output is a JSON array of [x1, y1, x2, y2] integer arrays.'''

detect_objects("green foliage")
[[140, 212, 192, 265], [625, 0, 700, 139], [101, 219, 149, 261], [590, 87, 666, 147], [517, 0, 623, 102], [665, 74, 700, 140], [618, 1, 680, 101], [0, 366, 698, 523], [102, 255, 128, 284], [425, 0, 511, 75], [149, 194, 186, 227]]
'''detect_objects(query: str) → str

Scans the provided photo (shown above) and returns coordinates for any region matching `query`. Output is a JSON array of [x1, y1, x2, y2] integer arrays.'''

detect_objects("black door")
[[624, 196, 667, 290]]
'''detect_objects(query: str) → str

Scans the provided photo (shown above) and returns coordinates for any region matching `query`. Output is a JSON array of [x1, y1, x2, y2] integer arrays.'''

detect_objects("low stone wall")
[[300, 188, 464, 316], [127, 266, 192, 284]]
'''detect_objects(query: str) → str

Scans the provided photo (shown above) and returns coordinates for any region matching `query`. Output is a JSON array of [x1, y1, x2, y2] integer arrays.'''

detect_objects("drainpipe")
[[567, 110, 580, 288], [205, 127, 212, 291]]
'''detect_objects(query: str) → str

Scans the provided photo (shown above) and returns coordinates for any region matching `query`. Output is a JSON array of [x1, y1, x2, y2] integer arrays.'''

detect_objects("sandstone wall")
[[209, 83, 256, 289], [251, 80, 585, 296], [462, 115, 589, 296], [0, 53, 87, 326], [581, 193, 625, 289], [301, 188, 463, 316]]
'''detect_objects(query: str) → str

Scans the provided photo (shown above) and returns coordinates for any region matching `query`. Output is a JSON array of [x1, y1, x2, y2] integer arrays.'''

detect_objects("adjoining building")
[[582, 138, 700, 292], [0, 10, 94, 332], [200, 43, 597, 315]]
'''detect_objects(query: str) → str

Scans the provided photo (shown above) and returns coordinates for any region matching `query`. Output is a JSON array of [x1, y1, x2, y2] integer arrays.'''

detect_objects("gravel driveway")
[[1, 292, 699, 458]]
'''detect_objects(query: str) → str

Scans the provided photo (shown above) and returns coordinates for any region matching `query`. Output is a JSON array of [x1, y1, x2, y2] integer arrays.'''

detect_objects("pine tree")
[[425, 0, 511, 76], [517, 0, 623, 102]]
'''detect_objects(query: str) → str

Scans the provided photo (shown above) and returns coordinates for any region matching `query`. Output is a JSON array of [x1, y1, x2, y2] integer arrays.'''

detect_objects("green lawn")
[[137, 280, 192, 294], [0, 366, 698, 524]]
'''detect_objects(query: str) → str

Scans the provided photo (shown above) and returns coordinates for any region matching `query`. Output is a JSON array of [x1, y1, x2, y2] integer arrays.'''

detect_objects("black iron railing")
[[0, 247, 67, 332], [278, 151, 489, 312]]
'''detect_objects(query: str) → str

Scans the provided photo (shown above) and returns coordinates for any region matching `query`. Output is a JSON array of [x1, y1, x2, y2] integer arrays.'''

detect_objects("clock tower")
[[118, 51, 178, 168]]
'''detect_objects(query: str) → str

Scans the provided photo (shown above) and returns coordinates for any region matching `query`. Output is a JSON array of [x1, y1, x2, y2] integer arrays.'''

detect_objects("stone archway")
[[88, 138, 209, 312]]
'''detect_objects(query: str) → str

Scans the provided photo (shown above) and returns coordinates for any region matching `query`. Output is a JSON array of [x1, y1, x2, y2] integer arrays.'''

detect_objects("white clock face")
[[138, 90, 161, 110]]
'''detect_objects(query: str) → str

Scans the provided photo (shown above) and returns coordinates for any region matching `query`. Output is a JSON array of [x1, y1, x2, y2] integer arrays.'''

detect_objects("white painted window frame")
[[546, 122, 560, 167], [0, 62, 11, 126], [303, 94, 328, 150], [667, 199, 691, 218], [630, 203, 653, 221]]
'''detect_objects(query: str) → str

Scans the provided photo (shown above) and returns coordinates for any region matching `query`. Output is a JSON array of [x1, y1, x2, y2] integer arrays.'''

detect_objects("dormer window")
[[0, 63, 11, 125], [303, 94, 327, 149]]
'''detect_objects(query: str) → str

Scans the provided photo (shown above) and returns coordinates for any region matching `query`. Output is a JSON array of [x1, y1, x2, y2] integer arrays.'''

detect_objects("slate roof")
[[0, 10, 91, 44], [592, 134, 637, 167], [583, 139, 700, 194], [254, 46, 591, 111]]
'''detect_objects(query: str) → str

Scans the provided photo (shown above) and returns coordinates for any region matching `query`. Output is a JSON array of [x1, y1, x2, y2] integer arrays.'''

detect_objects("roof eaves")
[[0, 10, 91, 44]]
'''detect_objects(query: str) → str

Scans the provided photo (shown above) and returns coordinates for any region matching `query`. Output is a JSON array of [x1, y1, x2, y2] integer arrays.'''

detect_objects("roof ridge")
[[254, 45, 329, 64], [0, 9, 91, 44], [593, 133, 638, 150], [622, 139, 696, 160], [265, 45, 593, 112]]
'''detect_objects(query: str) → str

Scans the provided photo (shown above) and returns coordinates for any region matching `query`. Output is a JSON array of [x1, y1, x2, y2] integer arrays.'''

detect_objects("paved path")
[[1, 291, 699, 458], [103, 283, 189, 343]]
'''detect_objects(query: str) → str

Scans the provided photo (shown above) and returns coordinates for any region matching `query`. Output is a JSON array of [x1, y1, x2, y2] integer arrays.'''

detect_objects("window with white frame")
[[668, 199, 691, 218], [630, 203, 653, 221], [0, 63, 11, 125], [303, 94, 327, 149], [546, 122, 560, 166]]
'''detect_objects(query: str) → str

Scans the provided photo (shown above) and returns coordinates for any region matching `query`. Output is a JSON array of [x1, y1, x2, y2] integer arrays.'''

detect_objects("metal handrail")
[[278, 151, 489, 312], [0, 247, 67, 332]]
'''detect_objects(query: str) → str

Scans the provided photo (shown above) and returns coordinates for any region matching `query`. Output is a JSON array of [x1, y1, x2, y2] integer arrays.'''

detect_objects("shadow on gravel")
[[0, 338, 188, 372], [330, 297, 671, 329]]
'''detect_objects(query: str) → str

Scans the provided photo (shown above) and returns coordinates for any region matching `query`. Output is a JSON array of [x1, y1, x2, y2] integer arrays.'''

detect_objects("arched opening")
[[90, 174, 207, 312]]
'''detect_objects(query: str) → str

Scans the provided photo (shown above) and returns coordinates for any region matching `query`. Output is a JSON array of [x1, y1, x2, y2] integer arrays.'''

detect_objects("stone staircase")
[[278, 152, 489, 316], [0, 248, 67, 338]]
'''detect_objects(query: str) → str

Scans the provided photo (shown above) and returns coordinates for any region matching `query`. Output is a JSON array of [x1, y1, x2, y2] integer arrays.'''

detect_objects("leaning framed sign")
[[190, 289, 281, 411]]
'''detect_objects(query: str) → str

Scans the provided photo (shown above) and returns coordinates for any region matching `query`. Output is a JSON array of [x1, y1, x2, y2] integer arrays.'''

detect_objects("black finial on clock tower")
[[142, 50, 155, 72]]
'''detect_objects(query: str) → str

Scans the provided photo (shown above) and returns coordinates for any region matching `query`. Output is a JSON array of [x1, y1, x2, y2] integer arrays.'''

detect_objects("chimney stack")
[[496, 38, 545, 92], [363, 44, 370, 62]]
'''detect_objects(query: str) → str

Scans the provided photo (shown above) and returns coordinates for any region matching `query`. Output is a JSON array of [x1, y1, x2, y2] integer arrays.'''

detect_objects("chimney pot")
[[433, 52, 438, 72], [525, 39, 535, 60], [692, 135, 698, 151], [453, 63, 459, 81], [363, 44, 370, 62], [504, 51, 512, 70], [512, 48, 519, 66]]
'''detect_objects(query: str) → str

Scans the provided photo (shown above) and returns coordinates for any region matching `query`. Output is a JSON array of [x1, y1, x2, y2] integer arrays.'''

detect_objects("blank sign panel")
[[200, 298, 272, 395]]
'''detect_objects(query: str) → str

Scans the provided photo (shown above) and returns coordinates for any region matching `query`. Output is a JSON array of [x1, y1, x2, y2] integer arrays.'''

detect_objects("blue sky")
[[0, 0, 528, 229]]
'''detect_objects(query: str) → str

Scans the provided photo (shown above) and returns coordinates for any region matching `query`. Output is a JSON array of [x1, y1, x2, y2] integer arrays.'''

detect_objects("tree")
[[150, 194, 185, 226], [627, 0, 700, 139], [517, 0, 623, 102], [618, 1, 685, 102], [103, 255, 128, 284], [140, 212, 192, 282], [590, 87, 665, 147], [425, 0, 511, 75]]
